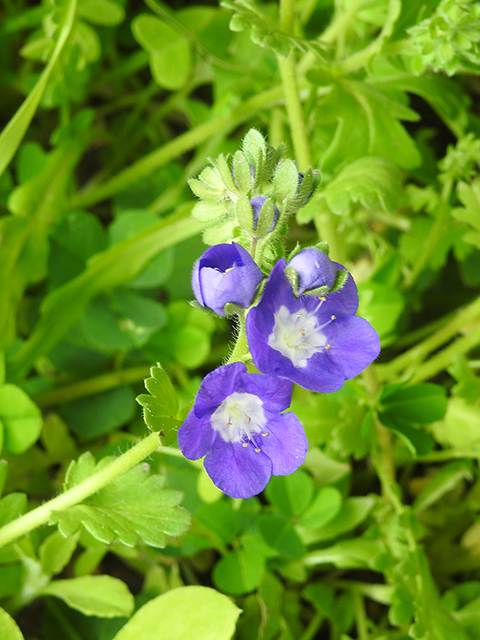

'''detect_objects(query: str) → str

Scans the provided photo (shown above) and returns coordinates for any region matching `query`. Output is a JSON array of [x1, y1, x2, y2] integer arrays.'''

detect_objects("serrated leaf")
[[41, 575, 134, 618], [50, 452, 189, 548], [137, 364, 181, 445], [323, 157, 402, 213]]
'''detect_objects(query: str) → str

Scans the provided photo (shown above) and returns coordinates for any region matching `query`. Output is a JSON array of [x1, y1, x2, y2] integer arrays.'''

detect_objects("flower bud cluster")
[[188, 129, 319, 247]]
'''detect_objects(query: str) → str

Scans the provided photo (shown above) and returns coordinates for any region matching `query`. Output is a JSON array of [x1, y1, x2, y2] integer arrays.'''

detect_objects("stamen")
[[331, 315, 336, 320], [325, 344, 331, 350], [300, 329, 306, 336], [319, 296, 326, 301], [246, 416, 251, 423], [242, 442, 249, 447], [254, 448, 261, 453], [224, 266, 236, 273], [261, 432, 269, 437], [226, 422, 232, 428], [296, 311, 303, 316]]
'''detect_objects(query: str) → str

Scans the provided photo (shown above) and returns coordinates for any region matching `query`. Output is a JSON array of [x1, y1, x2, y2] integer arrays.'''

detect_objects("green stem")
[[377, 295, 480, 382], [226, 315, 250, 364], [0, 432, 161, 548], [277, 52, 312, 169], [70, 85, 284, 208], [410, 322, 480, 384], [404, 179, 453, 289], [299, 613, 323, 640], [33, 366, 151, 408], [353, 590, 369, 640]]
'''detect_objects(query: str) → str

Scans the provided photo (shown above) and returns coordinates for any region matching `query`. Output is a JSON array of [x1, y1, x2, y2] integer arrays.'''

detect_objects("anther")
[[319, 296, 326, 301], [325, 344, 331, 350], [226, 422, 232, 428], [254, 448, 261, 453], [296, 311, 303, 316], [224, 266, 236, 273], [331, 315, 336, 320], [261, 432, 269, 437], [242, 442, 249, 448], [246, 416, 251, 423], [300, 329, 306, 336]]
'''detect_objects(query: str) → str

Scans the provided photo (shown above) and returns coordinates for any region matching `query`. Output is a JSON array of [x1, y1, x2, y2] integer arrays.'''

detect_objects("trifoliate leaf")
[[322, 157, 402, 214], [50, 452, 190, 548], [136, 364, 182, 445]]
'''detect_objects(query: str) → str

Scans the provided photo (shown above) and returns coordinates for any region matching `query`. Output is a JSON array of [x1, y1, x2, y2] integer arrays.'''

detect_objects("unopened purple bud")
[[288, 247, 337, 294], [192, 242, 263, 316], [250, 196, 279, 232]]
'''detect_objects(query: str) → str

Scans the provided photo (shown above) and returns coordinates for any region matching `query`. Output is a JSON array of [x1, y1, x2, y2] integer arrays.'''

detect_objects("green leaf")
[[50, 452, 190, 547], [0, 0, 76, 178], [380, 383, 448, 423], [9, 208, 202, 377], [297, 486, 342, 530], [380, 415, 435, 456], [39, 531, 79, 578], [257, 513, 306, 559], [41, 575, 134, 618], [358, 282, 404, 338], [300, 497, 374, 544], [310, 76, 421, 172], [304, 537, 385, 570], [112, 586, 240, 640], [58, 386, 136, 438], [213, 548, 265, 595], [77, 0, 125, 25], [195, 502, 240, 546], [265, 470, 314, 518], [0, 606, 25, 640], [413, 461, 474, 513], [322, 157, 402, 214], [432, 397, 480, 451], [452, 177, 480, 249], [136, 364, 181, 445], [132, 15, 191, 90], [0, 384, 43, 454], [0, 493, 27, 528]]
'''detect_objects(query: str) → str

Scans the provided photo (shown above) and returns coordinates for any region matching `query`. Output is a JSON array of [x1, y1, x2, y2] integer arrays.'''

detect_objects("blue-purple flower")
[[192, 242, 263, 316], [177, 363, 308, 499], [246, 259, 380, 393]]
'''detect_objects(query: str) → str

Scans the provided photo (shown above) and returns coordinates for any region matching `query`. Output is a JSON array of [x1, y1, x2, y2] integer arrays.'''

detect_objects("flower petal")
[[194, 362, 247, 418], [178, 407, 216, 460], [234, 372, 293, 413], [260, 411, 308, 475], [204, 438, 272, 498], [322, 315, 380, 379], [325, 262, 359, 316], [289, 247, 336, 294]]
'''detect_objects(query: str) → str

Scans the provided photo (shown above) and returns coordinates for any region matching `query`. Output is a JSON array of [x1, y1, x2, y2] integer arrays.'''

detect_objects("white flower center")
[[268, 303, 334, 368], [210, 392, 266, 444]]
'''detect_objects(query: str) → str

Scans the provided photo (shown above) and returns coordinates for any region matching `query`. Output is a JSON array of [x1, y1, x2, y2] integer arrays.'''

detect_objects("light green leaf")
[[299, 497, 374, 544], [78, 0, 125, 25], [41, 575, 134, 618], [265, 470, 314, 518], [0, 606, 25, 640], [39, 530, 79, 578], [0, 384, 42, 454], [50, 452, 190, 547], [136, 364, 181, 445], [132, 15, 191, 90], [297, 486, 342, 530], [0, 493, 27, 528], [413, 461, 474, 513], [358, 282, 404, 338], [381, 383, 448, 423], [213, 548, 265, 595], [112, 586, 241, 640], [0, 0, 77, 178], [322, 157, 402, 214]]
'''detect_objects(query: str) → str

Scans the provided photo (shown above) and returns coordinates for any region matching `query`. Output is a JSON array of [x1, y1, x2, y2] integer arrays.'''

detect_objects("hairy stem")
[[0, 432, 161, 548]]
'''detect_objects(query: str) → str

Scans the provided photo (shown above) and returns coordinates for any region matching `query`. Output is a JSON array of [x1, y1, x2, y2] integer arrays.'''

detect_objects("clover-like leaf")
[[50, 452, 190, 548]]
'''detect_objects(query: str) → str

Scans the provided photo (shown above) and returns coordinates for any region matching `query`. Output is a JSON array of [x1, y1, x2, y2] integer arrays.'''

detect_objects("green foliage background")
[[1, 0, 480, 638]]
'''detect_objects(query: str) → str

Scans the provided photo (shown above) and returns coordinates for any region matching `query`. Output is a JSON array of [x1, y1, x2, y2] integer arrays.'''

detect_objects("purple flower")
[[178, 363, 308, 499], [246, 259, 380, 393], [250, 196, 279, 231], [192, 242, 263, 316], [288, 247, 337, 295]]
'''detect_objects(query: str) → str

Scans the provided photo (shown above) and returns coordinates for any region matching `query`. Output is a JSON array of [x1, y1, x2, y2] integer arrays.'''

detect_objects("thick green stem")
[[0, 432, 161, 548], [410, 323, 480, 384], [33, 366, 151, 408], [377, 295, 480, 382]]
